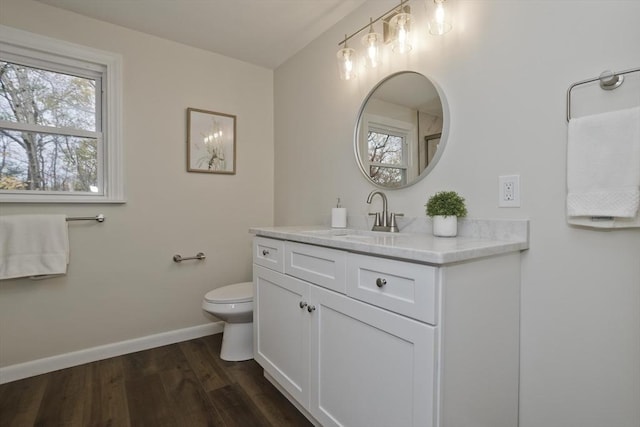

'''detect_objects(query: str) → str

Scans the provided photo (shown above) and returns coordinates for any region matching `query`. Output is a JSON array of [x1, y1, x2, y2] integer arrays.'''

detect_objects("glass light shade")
[[336, 46, 357, 80], [428, 0, 452, 35], [390, 12, 412, 54], [361, 29, 383, 69]]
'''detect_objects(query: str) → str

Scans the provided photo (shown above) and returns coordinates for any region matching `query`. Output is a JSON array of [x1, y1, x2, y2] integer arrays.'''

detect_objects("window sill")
[[0, 194, 126, 204]]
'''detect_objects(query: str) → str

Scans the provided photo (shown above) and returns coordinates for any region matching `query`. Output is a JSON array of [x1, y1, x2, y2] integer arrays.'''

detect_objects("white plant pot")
[[432, 215, 458, 237]]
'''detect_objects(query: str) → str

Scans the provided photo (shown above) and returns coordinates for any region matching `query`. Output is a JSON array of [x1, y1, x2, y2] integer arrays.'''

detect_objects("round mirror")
[[354, 71, 449, 189]]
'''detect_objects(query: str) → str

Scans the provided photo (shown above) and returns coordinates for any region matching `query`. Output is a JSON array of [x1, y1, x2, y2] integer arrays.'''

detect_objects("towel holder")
[[173, 252, 206, 263], [566, 66, 640, 121], [66, 214, 105, 222]]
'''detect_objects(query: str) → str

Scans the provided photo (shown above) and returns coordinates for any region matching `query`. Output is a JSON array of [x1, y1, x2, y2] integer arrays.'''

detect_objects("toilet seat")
[[204, 282, 253, 304]]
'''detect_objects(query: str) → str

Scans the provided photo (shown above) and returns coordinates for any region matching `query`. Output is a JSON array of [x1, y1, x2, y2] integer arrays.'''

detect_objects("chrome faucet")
[[366, 190, 403, 232], [366, 190, 389, 231]]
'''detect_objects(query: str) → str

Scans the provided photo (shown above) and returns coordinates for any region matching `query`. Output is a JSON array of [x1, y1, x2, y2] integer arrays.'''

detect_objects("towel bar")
[[66, 214, 105, 222], [566, 66, 640, 121], [173, 252, 206, 263]]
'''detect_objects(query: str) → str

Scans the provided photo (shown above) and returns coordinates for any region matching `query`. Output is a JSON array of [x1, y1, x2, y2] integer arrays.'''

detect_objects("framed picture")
[[187, 108, 236, 174], [421, 132, 442, 171]]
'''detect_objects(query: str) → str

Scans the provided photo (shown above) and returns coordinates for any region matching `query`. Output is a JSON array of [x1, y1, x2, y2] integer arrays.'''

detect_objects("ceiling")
[[36, 0, 368, 69]]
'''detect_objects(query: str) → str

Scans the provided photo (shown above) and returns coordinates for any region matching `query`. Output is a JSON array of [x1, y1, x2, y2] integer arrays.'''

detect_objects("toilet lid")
[[204, 282, 253, 303]]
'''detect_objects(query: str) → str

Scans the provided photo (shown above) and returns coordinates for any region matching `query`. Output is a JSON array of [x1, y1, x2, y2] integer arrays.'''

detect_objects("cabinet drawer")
[[346, 253, 438, 325], [285, 242, 347, 293], [253, 237, 285, 272]]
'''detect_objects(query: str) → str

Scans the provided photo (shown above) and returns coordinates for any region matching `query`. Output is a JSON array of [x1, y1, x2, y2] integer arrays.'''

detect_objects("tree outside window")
[[0, 60, 100, 193]]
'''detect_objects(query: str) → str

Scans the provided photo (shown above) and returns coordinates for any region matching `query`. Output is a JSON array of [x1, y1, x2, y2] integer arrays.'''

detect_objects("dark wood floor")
[[0, 334, 313, 427]]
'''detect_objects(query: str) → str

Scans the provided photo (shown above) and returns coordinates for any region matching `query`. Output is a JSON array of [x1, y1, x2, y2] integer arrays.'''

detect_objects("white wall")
[[274, 1, 640, 426], [0, 0, 274, 366]]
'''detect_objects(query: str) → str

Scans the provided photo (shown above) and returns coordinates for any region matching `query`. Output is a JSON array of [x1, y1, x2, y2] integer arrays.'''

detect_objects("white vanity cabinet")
[[253, 234, 521, 427]]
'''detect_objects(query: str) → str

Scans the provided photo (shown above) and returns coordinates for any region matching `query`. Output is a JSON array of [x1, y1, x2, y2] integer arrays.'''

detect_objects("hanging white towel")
[[0, 214, 69, 280], [567, 106, 640, 221]]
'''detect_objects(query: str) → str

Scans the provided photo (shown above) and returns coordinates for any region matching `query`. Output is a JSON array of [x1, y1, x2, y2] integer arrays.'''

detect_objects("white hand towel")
[[567, 106, 640, 218], [0, 214, 69, 280]]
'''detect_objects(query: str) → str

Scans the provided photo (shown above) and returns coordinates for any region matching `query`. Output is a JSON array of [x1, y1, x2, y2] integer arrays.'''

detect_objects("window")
[[361, 114, 414, 188], [367, 126, 408, 187], [0, 25, 123, 203]]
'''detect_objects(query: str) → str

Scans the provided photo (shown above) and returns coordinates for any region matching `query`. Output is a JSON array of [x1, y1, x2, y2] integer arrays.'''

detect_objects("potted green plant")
[[425, 191, 468, 237]]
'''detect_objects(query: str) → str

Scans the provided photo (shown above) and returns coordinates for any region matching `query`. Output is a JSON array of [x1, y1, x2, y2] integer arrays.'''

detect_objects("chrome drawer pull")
[[376, 278, 387, 288], [299, 301, 308, 309], [307, 305, 316, 313], [262, 249, 270, 256]]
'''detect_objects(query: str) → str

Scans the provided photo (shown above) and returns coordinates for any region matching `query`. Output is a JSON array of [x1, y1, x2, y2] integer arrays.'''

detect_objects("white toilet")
[[202, 281, 254, 361]]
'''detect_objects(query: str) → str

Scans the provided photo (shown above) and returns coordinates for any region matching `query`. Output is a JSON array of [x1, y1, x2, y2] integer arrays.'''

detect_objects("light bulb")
[[361, 20, 382, 69], [336, 45, 356, 80], [391, 12, 412, 54], [429, 0, 452, 35]]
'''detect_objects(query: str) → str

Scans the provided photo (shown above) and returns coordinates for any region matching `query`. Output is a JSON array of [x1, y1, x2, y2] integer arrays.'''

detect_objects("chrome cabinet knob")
[[307, 305, 316, 313], [299, 301, 308, 309], [376, 278, 387, 288]]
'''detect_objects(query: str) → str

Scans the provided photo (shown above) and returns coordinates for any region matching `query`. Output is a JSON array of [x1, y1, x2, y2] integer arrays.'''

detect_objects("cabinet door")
[[308, 285, 436, 427], [254, 265, 310, 406]]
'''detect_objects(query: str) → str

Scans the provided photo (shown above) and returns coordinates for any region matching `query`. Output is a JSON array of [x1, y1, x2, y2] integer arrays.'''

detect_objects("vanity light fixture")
[[428, 0, 452, 35], [336, 0, 410, 80], [336, 0, 452, 80]]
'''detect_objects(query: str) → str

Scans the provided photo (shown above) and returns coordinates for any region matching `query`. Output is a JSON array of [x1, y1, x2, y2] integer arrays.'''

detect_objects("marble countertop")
[[250, 219, 529, 265]]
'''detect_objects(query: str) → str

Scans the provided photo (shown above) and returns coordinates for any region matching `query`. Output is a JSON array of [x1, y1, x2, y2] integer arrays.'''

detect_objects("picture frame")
[[420, 132, 442, 171], [187, 108, 236, 174]]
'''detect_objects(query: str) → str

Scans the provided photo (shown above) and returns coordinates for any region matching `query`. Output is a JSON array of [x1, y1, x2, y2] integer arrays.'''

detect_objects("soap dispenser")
[[331, 198, 347, 228]]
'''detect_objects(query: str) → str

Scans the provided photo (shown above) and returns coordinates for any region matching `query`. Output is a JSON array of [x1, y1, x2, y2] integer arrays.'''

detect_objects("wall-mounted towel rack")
[[566, 66, 640, 121], [66, 214, 105, 223], [173, 252, 206, 263]]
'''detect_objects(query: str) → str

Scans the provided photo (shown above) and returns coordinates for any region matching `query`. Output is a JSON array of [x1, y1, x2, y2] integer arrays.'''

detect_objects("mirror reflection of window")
[[368, 129, 405, 165], [369, 166, 404, 187], [367, 128, 407, 187], [362, 115, 413, 187]]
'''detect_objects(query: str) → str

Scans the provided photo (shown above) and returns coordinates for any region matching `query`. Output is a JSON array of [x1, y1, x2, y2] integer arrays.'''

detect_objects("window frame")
[[0, 25, 124, 203], [361, 113, 414, 187]]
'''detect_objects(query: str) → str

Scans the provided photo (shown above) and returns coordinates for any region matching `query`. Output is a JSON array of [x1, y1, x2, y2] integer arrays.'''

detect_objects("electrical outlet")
[[499, 175, 520, 207], [504, 181, 515, 201]]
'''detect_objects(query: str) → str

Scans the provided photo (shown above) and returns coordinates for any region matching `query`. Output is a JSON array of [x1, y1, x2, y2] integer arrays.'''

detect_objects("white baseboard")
[[0, 321, 224, 384]]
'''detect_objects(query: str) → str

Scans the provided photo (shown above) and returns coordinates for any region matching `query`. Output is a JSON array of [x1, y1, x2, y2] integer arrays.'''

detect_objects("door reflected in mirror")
[[355, 71, 449, 189]]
